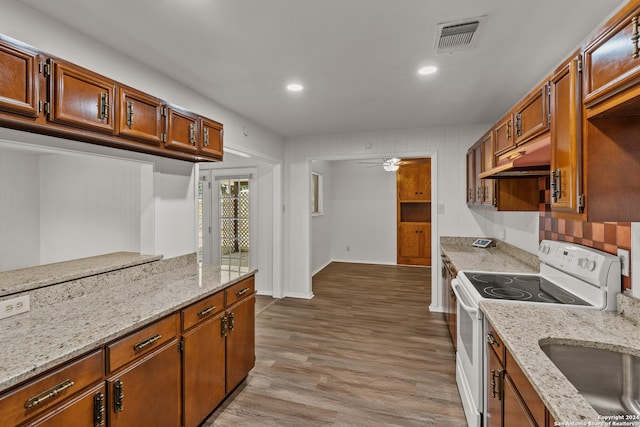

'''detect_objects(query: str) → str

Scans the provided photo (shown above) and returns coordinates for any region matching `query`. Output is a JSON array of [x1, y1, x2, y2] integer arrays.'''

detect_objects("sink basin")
[[540, 343, 640, 416]]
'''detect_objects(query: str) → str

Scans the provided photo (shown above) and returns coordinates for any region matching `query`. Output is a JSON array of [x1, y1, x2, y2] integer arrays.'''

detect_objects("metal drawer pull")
[[24, 379, 74, 408], [633, 16, 640, 59], [133, 333, 162, 351], [114, 380, 124, 413], [487, 332, 499, 347], [94, 391, 106, 426], [235, 287, 250, 297], [197, 305, 216, 317]]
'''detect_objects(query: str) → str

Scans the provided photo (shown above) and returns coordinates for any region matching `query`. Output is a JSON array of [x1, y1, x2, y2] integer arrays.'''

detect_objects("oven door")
[[452, 278, 484, 427]]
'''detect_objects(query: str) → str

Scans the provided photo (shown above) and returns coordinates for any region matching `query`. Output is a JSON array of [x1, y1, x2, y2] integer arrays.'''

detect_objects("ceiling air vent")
[[434, 16, 486, 54]]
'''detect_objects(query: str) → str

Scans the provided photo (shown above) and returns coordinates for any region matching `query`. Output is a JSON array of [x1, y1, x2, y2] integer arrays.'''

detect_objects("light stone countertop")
[[440, 236, 539, 274], [0, 262, 255, 392], [480, 297, 640, 423], [0, 252, 163, 297]]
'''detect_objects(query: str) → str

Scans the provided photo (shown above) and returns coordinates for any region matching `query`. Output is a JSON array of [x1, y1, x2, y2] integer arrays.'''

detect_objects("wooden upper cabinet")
[[116, 86, 163, 146], [200, 117, 224, 159], [480, 132, 496, 207], [513, 83, 549, 145], [583, 2, 640, 110], [549, 54, 584, 217], [0, 39, 39, 118], [165, 106, 199, 154], [493, 114, 514, 155], [466, 149, 475, 205], [47, 59, 115, 134], [397, 161, 431, 201]]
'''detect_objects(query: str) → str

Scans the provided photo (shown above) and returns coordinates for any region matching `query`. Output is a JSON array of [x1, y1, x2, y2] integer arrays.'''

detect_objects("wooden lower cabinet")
[[397, 223, 431, 265], [182, 313, 226, 427], [225, 294, 256, 393], [23, 384, 106, 427], [486, 346, 504, 427], [503, 375, 537, 426], [107, 340, 182, 427]]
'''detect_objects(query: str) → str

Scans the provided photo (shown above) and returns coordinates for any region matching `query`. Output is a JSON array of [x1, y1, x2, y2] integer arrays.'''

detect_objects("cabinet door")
[[48, 59, 115, 134], [398, 223, 425, 259], [397, 164, 423, 200], [24, 383, 106, 427], [199, 117, 223, 159], [183, 313, 226, 427], [583, 3, 640, 107], [503, 375, 537, 427], [486, 347, 503, 427], [108, 340, 181, 427], [466, 150, 475, 205], [550, 55, 584, 216], [480, 132, 496, 207], [116, 86, 163, 145], [0, 39, 39, 118], [514, 84, 549, 145], [473, 143, 483, 204], [225, 294, 255, 393], [165, 106, 198, 154], [494, 115, 514, 155], [447, 280, 457, 349]]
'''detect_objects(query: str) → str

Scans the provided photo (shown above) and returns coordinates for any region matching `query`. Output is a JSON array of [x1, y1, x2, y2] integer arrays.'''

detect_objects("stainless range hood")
[[479, 137, 550, 179]]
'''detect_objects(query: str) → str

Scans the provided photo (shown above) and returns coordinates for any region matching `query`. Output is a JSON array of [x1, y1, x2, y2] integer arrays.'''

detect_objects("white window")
[[311, 172, 323, 215]]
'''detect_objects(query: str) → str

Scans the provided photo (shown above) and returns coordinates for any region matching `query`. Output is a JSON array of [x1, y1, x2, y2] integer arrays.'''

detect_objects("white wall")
[[310, 161, 333, 274], [39, 154, 141, 264], [330, 160, 396, 264], [0, 150, 40, 271]]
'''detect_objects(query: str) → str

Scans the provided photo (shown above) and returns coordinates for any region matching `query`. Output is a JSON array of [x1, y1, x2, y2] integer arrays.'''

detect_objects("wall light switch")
[[437, 204, 445, 214]]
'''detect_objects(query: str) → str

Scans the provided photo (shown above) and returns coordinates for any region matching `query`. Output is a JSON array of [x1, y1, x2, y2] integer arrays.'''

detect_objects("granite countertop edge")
[[440, 236, 539, 273], [0, 265, 257, 392], [480, 298, 640, 423]]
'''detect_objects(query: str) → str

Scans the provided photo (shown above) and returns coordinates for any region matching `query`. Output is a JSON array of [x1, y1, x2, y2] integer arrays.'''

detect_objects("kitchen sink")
[[540, 343, 640, 416]]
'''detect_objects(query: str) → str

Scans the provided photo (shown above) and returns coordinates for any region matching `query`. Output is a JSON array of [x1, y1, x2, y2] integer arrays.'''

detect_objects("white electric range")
[[451, 240, 622, 427]]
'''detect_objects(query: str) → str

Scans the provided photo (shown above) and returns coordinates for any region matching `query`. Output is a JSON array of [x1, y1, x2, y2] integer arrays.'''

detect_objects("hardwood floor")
[[203, 262, 466, 426]]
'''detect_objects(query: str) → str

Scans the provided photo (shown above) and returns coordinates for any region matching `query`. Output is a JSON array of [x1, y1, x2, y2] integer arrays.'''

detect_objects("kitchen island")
[[0, 253, 256, 426]]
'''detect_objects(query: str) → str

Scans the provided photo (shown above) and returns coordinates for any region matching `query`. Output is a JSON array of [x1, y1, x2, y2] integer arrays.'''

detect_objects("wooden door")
[[24, 384, 106, 427], [486, 347, 504, 427], [514, 84, 549, 145], [494, 115, 513, 155], [48, 59, 115, 134], [550, 54, 583, 216], [199, 117, 224, 159], [165, 106, 198, 153], [116, 86, 163, 145], [0, 40, 39, 118], [225, 295, 255, 393], [183, 313, 226, 427], [108, 341, 181, 427]]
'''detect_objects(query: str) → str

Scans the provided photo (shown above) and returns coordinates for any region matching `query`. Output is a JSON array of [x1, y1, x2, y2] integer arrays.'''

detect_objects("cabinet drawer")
[[506, 349, 545, 427], [0, 350, 103, 427], [107, 314, 179, 373], [486, 323, 505, 366], [182, 291, 225, 331], [225, 276, 255, 307]]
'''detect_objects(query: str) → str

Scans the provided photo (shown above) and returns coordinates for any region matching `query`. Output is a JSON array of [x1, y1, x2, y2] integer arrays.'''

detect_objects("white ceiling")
[[19, 0, 623, 138]]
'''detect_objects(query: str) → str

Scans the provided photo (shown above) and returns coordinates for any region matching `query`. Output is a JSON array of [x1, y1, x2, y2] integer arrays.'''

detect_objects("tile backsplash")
[[538, 177, 631, 292]]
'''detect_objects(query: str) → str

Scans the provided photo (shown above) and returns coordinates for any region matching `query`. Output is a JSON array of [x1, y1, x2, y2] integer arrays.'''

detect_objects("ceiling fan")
[[357, 157, 405, 171]]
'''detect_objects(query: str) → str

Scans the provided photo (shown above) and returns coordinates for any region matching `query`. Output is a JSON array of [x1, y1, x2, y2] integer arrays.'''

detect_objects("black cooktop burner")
[[464, 272, 591, 305]]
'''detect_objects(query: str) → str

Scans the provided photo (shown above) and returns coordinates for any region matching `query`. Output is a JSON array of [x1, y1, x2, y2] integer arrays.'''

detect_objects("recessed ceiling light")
[[287, 83, 304, 92], [418, 66, 438, 75]]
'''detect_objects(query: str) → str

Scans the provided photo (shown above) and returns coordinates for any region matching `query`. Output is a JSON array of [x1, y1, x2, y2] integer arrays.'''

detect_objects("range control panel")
[[538, 240, 620, 287]]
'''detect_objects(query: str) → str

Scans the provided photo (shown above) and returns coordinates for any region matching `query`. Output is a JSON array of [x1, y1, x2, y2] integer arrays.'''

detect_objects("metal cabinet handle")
[[633, 16, 640, 59], [99, 92, 109, 120], [221, 315, 228, 337], [506, 121, 511, 140], [113, 380, 124, 413], [94, 391, 106, 426], [551, 168, 561, 202], [126, 101, 134, 127], [487, 332, 500, 347], [133, 333, 162, 351], [189, 123, 196, 145], [228, 312, 235, 332], [235, 287, 250, 297], [515, 113, 522, 136], [491, 369, 503, 400], [24, 379, 74, 408], [203, 127, 209, 147], [197, 305, 216, 318]]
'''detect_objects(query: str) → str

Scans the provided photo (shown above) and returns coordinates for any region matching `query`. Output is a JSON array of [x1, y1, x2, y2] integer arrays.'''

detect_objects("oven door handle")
[[452, 279, 481, 319]]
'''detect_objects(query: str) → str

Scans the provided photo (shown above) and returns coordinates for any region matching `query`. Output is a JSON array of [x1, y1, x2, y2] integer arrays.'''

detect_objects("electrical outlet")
[[618, 248, 630, 277], [0, 295, 30, 320]]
